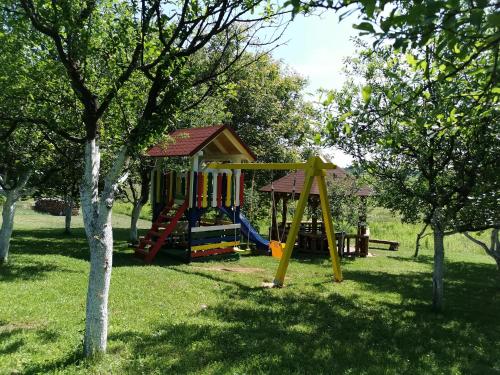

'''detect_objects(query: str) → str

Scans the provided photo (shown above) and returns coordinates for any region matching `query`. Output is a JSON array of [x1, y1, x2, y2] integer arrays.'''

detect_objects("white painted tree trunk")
[[129, 202, 144, 244], [0, 171, 31, 264], [432, 227, 445, 312], [81, 140, 129, 356], [0, 192, 17, 264]]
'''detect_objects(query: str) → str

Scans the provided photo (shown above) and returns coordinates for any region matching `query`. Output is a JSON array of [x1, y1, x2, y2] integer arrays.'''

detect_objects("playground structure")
[[260, 169, 374, 257], [135, 125, 269, 263], [134, 125, 344, 286]]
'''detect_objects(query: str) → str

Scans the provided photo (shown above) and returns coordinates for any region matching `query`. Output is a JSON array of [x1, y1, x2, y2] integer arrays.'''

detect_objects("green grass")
[[0, 202, 499, 374], [113, 200, 153, 221]]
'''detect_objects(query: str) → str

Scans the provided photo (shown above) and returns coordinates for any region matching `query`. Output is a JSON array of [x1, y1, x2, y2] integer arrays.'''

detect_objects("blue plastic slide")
[[219, 207, 270, 251]]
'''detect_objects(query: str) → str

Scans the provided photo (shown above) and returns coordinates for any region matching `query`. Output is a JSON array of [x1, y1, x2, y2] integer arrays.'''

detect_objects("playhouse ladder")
[[135, 199, 189, 263]]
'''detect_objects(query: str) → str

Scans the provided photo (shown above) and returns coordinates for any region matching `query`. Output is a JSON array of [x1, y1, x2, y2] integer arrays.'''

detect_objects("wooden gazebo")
[[260, 168, 372, 257]]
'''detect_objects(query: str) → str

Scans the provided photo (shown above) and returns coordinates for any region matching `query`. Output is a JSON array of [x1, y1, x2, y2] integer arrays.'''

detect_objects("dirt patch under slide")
[[192, 266, 265, 274]]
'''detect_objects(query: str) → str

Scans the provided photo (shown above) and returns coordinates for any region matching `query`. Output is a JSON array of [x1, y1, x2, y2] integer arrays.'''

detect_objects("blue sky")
[[266, 11, 362, 166], [272, 11, 360, 94]]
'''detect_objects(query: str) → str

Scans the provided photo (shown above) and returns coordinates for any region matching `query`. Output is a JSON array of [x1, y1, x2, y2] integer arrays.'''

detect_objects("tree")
[[33, 143, 83, 235], [0, 6, 69, 262], [292, 2, 499, 141], [323, 42, 499, 311], [0, 123, 62, 262], [326, 174, 365, 233], [15, 0, 286, 356], [118, 156, 153, 244]]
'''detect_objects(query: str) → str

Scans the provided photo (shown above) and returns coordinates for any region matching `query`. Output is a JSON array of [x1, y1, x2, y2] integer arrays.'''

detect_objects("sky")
[[272, 11, 360, 93], [265, 11, 362, 167]]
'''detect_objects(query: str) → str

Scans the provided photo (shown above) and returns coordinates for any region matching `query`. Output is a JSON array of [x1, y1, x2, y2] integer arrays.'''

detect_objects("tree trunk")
[[64, 195, 73, 235], [432, 226, 445, 312], [129, 201, 144, 244], [0, 191, 17, 264], [81, 139, 129, 356], [129, 167, 150, 244], [464, 229, 500, 271], [0, 171, 31, 265], [414, 222, 429, 257]]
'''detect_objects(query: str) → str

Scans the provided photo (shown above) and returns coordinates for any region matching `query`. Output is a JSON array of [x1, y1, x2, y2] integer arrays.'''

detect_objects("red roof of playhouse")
[[147, 125, 256, 161], [260, 168, 373, 197]]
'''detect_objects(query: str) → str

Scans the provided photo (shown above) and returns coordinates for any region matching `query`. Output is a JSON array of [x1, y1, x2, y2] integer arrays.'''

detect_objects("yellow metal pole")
[[317, 174, 343, 282], [273, 168, 315, 287]]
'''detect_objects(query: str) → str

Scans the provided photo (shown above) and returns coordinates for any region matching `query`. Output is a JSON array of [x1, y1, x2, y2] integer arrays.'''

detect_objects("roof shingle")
[[147, 125, 224, 157]]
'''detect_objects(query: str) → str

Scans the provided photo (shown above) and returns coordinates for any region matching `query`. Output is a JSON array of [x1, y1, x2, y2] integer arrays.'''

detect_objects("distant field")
[[0, 202, 498, 374]]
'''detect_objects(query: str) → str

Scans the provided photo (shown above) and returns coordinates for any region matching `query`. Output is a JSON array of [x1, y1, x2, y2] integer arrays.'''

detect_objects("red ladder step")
[[134, 199, 189, 263]]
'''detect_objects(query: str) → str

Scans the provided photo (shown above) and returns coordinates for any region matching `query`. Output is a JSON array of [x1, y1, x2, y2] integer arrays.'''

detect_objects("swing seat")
[[269, 240, 285, 259]]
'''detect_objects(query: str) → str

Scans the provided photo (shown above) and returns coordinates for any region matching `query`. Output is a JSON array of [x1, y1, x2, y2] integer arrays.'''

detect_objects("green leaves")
[[361, 0, 376, 18], [361, 85, 372, 103], [405, 53, 417, 67], [353, 22, 376, 34], [322, 91, 335, 106], [486, 13, 500, 28]]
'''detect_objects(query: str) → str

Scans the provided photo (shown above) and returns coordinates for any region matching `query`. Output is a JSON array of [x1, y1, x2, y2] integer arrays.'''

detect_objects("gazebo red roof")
[[260, 168, 372, 197], [146, 125, 256, 160]]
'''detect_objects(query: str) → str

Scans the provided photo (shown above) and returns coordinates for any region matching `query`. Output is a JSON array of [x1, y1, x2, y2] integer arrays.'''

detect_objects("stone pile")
[[34, 198, 79, 216]]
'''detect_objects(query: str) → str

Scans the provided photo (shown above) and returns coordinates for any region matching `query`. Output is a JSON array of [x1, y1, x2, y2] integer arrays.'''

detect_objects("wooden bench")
[[369, 239, 399, 251]]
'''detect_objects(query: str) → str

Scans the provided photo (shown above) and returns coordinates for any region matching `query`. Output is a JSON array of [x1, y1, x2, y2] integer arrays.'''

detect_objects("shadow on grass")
[[0, 259, 66, 282], [107, 262, 500, 374], [22, 347, 85, 375], [0, 323, 61, 357], [7, 252, 499, 373], [8, 227, 187, 268], [387, 254, 434, 264]]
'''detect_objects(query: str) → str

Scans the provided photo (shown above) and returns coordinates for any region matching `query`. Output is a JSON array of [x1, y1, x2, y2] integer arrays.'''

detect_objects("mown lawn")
[[0, 202, 499, 374]]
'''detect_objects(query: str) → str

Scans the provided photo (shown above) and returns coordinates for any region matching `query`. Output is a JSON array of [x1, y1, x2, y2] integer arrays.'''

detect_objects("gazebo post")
[[357, 196, 369, 257], [281, 195, 288, 226]]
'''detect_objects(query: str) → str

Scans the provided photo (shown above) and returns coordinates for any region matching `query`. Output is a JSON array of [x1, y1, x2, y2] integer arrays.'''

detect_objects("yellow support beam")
[[273, 168, 314, 287], [317, 173, 343, 282], [208, 160, 337, 171]]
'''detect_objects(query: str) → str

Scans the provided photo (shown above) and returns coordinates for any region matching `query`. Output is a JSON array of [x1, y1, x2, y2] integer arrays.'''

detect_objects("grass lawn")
[[0, 202, 499, 374]]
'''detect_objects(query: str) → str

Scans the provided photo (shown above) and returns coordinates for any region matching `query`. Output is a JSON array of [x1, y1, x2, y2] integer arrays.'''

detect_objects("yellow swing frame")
[[209, 156, 343, 287]]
